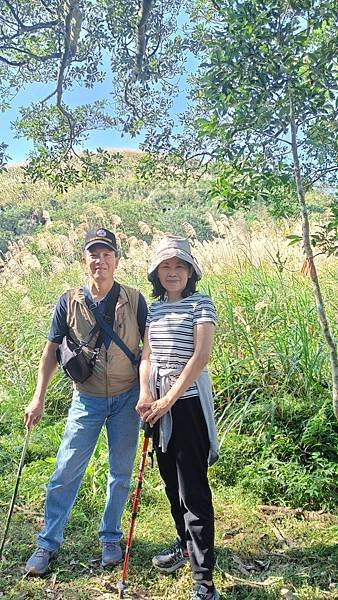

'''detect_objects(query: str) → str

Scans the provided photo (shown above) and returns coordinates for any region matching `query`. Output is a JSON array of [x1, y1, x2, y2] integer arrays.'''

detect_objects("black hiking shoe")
[[152, 539, 189, 573], [190, 583, 220, 600]]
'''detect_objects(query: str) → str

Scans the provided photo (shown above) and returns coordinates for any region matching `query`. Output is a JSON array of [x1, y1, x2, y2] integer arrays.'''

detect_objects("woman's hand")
[[145, 395, 174, 427], [136, 391, 155, 419]]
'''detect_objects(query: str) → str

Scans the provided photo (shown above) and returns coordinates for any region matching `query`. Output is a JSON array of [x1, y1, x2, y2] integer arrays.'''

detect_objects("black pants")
[[155, 395, 215, 582]]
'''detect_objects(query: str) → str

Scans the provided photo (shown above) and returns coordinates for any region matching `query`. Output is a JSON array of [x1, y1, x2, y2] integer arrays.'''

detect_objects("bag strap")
[[80, 322, 100, 348], [102, 282, 121, 328], [65, 289, 100, 351], [87, 328, 104, 368], [76, 287, 118, 366], [73, 323, 104, 370], [84, 285, 139, 366], [80, 284, 120, 369]]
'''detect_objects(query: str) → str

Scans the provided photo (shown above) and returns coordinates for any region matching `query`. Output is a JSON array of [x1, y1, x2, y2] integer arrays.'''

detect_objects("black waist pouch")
[[56, 335, 98, 384], [57, 283, 120, 384]]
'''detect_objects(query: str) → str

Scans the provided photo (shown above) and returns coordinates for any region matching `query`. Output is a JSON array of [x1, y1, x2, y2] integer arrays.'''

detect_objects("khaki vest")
[[66, 284, 140, 397]]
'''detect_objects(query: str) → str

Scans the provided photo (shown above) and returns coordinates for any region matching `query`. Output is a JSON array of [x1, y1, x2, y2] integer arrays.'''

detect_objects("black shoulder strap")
[[66, 289, 99, 348], [80, 322, 100, 347], [64, 290, 103, 369], [79, 283, 121, 368], [103, 282, 121, 327], [84, 285, 138, 365]]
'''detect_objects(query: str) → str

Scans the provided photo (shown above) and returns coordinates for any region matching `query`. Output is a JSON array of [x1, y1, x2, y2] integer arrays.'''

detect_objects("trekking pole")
[[0, 428, 31, 560], [117, 422, 153, 599]]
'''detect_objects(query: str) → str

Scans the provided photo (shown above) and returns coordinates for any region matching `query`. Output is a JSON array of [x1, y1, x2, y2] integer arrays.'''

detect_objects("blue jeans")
[[38, 385, 140, 552]]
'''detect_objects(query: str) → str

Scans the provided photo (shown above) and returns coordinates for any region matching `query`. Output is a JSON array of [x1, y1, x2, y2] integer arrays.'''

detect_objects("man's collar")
[[73, 284, 128, 308]]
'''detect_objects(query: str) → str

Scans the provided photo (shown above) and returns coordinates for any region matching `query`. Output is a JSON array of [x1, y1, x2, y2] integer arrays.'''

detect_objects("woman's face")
[[157, 257, 192, 300]]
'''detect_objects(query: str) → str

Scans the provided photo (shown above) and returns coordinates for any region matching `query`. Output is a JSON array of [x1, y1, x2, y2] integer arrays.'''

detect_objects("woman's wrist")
[[163, 393, 176, 407]]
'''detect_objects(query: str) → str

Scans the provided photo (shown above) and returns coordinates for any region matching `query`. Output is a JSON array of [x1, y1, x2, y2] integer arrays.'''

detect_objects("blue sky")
[[2, 75, 143, 164], [2, 28, 192, 164]]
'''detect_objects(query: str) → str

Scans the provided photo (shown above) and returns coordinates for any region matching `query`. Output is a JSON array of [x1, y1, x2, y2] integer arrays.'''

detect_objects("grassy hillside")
[[0, 155, 220, 254], [0, 181, 337, 598]]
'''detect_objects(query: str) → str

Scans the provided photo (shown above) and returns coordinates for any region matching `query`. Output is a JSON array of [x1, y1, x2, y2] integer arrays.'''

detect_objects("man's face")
[[83, 243, 119, 282]]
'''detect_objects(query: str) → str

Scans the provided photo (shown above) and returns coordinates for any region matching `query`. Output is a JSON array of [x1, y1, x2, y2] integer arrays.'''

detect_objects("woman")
[[136, 235, 219, 600]]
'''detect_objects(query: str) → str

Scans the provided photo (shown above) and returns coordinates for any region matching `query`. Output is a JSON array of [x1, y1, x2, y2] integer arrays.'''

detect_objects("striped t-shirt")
[[147, 292, 216, 398]]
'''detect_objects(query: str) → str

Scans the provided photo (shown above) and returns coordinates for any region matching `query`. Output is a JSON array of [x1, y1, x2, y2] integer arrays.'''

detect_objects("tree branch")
[[308, 165, 338, 187], [3, 1, 59, 31], [56, 1, 81, 107], [148, 3, 164, 59], [50, 2, 82, 152], [40, 88, 57, 104], [0, 44, 61, 62], [289, 92, 338, 419], [0, 54, 26, 66], [40, 0, 57, 17], [124, 77, 145, 121], [209, 0, 222, 12], [3, 0, 26, 29], [135, 0, 153, 73], [148, 33, 162, 59]]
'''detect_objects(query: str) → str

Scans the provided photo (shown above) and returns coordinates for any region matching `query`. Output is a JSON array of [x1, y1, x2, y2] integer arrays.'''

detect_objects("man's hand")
[[136, 391, 154, 419], [24, 397, 45, 430], [23, 340, 58, 430]]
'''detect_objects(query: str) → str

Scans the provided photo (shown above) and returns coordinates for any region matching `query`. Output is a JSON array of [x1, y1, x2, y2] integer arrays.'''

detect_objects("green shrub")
[[240, 455, 338, 511], [300, 399, 338, 460], [210, 434, 259, 487]]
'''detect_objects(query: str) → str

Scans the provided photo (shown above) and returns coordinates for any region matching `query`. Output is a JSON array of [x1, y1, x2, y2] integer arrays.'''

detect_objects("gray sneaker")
[[25, 547, 57, 576], [101, 541, 123, 567], [152, 539, 189, 573]]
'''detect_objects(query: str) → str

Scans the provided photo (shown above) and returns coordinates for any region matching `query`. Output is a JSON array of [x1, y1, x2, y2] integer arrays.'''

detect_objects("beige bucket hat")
[[148, 235, 202, 281]]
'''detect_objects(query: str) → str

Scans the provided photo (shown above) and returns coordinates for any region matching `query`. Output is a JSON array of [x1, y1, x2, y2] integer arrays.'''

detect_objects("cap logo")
[[96, 229, 106, 236]]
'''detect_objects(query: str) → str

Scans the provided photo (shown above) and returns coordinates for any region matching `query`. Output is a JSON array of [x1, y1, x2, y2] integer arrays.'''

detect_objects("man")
[[24, 227, 147, 576]]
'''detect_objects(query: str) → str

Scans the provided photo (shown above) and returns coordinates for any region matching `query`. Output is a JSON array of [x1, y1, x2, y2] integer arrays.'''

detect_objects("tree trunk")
[[289, 94, 338, 419]]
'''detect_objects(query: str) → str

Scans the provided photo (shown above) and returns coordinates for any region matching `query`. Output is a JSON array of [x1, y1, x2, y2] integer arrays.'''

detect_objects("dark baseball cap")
[[84, 228, 118, 252]]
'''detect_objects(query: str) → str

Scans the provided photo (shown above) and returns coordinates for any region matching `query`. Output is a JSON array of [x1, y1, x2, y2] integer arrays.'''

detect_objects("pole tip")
[[117, 580, 127, 598]]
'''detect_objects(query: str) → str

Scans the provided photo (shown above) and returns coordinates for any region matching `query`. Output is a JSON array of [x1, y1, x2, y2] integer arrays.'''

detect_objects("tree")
[[181, 0, 338, 416], [0, 0, 184, 189]]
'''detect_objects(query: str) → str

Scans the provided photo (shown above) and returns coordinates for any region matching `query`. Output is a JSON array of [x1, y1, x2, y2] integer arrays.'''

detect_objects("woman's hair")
[[150, 262, 198, 300]]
